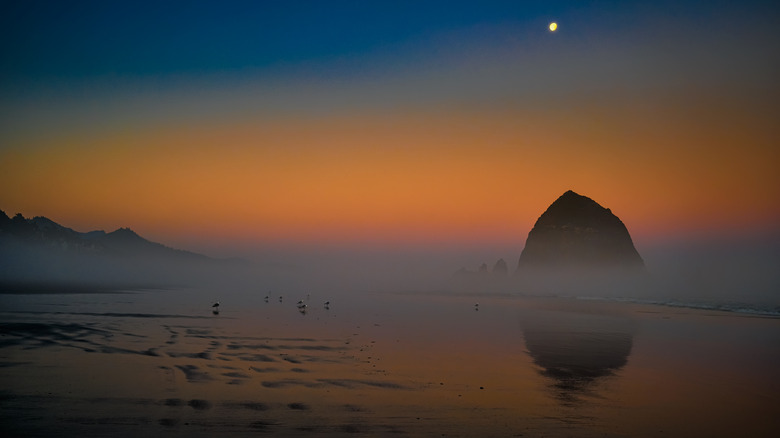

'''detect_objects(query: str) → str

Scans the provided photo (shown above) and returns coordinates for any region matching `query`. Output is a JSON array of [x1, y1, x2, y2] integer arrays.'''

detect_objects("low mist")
[[227, 235, 780, 313], [3, 234, 778, 313]]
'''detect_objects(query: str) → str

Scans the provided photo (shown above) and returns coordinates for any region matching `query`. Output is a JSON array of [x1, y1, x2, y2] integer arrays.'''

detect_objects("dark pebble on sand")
[[164, 398, 184, 406], [188, 399, 212, 410], [250, 420, 277, 429], [341, 424, 362, 433], [241, 402, 269, 411]]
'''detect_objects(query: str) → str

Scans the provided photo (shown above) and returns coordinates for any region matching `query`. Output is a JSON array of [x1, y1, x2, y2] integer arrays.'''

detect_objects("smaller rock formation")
[[453, 258, 510, 282], [492, 258, 508, 276]]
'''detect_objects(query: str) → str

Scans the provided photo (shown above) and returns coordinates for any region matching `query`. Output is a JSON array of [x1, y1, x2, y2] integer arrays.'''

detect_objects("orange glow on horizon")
[[1, 99, 778, 250]]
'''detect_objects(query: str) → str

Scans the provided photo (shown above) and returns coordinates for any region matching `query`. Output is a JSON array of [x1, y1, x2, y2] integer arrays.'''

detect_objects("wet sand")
[[1, 289, 779, 437]]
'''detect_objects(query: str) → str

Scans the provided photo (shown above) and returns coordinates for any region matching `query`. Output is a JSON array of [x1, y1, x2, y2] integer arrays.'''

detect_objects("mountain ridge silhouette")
[[0, 209, 209, 261]]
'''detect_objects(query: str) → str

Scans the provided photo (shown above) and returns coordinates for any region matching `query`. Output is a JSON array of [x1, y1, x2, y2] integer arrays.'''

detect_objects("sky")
[[1, 0, 779, 257]]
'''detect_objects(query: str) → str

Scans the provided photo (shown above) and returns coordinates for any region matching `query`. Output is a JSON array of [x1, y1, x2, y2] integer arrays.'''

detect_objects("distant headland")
[[0, 210, 218, 292], [0, 210, 209, 261]]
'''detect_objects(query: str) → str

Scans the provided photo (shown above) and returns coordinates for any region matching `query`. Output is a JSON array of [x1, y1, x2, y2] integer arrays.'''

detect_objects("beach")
[[1, 288, 779, 437]]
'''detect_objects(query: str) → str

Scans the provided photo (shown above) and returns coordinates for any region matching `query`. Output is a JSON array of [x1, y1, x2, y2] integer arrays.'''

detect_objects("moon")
[[549, 22, 558, 32]]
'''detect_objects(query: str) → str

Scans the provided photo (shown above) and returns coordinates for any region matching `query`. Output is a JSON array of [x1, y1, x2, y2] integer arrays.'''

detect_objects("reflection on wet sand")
[[0, 302, 430, 437], [523, 309, 635, 405], [2, 291, 779, 437]]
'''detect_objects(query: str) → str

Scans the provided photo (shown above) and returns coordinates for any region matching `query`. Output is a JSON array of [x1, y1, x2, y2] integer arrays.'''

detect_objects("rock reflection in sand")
[[523, 308, 635, 405], [3, 291, 779, 437]]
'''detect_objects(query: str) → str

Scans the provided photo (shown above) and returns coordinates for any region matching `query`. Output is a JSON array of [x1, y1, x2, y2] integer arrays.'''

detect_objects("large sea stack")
[[517, 190, 644, 270]]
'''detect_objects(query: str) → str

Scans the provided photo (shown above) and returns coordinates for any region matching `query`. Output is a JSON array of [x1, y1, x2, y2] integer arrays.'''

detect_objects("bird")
[[212, 302, 220, 308]]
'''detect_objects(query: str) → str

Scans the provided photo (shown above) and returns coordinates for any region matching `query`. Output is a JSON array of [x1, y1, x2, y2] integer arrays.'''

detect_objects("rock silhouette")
[[517, 191, 644, 270], [492, 258, 508, 276], [0, 210, 209, 261], [0, 210, 231, 292], [453, 258, 509, 282]]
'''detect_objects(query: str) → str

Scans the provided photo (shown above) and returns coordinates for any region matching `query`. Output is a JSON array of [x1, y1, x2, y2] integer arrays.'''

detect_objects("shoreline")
[[1, 287, 779, 437]]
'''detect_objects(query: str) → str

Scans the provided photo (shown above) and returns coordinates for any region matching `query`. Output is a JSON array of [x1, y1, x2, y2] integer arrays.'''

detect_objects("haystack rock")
[[517, 190, 644, 270]]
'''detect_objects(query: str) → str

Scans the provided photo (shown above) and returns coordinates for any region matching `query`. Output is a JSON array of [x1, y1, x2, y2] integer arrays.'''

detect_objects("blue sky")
[[2, 1, 549, 80], [5, 0, 777, 84]]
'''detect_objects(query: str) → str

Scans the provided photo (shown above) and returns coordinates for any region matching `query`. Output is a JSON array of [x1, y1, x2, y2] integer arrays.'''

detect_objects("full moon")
[[549, 22, 558, 32]]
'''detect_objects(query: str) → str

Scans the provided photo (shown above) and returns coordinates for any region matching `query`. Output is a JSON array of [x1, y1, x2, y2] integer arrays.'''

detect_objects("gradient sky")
[[1, 0, 778, 253]]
